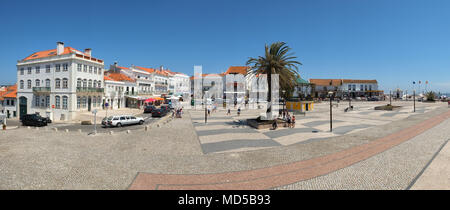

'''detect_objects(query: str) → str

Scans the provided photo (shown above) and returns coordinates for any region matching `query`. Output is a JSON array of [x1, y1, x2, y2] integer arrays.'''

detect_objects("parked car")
[[144, 105, 156, 113], [105, 115, 144, 127], [160, 104, 171, 112], [151, 108, 167, 117], [368, 97, 379, 101], [20, 114, 48, 127]]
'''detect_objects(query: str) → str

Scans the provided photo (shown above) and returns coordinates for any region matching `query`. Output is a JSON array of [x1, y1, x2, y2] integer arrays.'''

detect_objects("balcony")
[[76, 87, 104, 93], [33, 87, 51, 93]]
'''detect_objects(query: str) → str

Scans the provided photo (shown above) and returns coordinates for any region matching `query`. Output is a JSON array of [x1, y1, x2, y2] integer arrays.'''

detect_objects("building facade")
[[0, 84, 17, 118], [16, 42, 104, 121], [309, 79, 380, 98], [104, 73, 137, 109]]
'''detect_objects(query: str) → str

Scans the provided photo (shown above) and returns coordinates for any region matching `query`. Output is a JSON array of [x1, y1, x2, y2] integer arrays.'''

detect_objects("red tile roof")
[[117, 66, 129, 70], [309, 79, 343, 86], [224, 66, 249, 75], [342, 79, 377, 84], [104, 73, 134, 82], [135, 66, 156, 74], [22, 47, 92, 61], [0, 84, 17, 100]]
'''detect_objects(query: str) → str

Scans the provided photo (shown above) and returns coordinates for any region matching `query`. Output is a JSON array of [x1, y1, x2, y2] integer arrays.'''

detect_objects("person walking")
[[291, 115, 296, 128], [227, 108, 231, 115], [237, 107, 241, 116]]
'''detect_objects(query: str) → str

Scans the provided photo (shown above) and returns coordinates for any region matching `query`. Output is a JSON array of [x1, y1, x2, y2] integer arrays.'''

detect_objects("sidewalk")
[[410, 139, 450, 190]]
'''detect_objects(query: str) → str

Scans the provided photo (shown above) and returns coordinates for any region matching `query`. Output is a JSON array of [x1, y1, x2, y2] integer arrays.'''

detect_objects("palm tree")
[[246, 42, 301, 118]]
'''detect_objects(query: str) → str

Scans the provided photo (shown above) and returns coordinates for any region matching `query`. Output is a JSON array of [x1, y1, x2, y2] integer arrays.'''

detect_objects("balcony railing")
[[33, 87, 51, 92], [124, 91, 138, 96], [76, 87, 104, 93]]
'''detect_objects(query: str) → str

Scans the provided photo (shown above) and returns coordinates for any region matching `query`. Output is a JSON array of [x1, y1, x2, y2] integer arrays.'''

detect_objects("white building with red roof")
[[103, 72, 137, 109], [16, 42, 105, 121], [0, 84, 18, 118]]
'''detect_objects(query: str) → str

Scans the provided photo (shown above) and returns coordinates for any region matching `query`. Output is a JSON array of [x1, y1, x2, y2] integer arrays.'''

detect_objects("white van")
[[104, 115, 144, 127]]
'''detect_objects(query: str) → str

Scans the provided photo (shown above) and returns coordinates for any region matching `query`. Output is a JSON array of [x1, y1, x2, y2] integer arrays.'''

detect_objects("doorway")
[[19, 96, 27, 119]]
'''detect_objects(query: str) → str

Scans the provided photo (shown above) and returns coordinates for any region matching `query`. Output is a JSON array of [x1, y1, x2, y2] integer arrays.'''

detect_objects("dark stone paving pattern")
[[201, 139, 282, 154], [380, 111, 409, 117], [196, 128, 259, 136], [263, 127, 322, 139], [302, 120, 344, 128], [332, 124, 372, 135]]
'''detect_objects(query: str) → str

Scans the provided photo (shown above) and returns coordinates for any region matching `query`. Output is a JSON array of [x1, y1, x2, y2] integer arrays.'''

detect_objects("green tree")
[[246, 42, 301, 115]]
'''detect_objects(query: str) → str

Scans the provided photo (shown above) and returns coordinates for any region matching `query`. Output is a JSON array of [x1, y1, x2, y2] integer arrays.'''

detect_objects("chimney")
[[84, 48, 92, 57], [56, 42, 64, 55]]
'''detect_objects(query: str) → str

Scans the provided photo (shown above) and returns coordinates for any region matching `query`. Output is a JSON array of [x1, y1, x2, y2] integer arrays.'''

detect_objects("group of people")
[[172, 107, 183, 118], [272, 109, 296, 129], [226, 107, 241, 116]]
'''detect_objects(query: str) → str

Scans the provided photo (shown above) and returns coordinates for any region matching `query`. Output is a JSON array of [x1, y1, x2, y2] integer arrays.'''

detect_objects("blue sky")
[[0, 0, 449, 93]]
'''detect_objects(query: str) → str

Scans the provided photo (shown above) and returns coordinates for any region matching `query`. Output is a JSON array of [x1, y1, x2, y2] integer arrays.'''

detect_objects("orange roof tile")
[[342, 79, 377, 84], [135, 66, 156, 74], [117, 66, 129, 70], [0, 84, 17, 99], [224, 66, 249, 75], [22, 47, 90, 61], [104, 73, 134, 82], [309, 79, 343, 86]]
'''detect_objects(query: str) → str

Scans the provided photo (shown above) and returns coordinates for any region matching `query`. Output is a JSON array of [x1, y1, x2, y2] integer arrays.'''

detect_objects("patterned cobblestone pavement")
[[190, 101, 444, 153]]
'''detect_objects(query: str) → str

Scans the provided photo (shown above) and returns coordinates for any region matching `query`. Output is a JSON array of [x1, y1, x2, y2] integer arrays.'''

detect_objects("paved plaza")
[[190, 101, 444, 154], [0, 101, 449, 189]]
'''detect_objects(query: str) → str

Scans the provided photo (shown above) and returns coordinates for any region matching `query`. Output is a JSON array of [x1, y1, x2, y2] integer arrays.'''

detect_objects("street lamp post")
[[282, 90, 286, 113], [328, 91, 333, 132], [389, 90, 392, 105], [413, 90, 416, 112], [204, 91, 208, 124]]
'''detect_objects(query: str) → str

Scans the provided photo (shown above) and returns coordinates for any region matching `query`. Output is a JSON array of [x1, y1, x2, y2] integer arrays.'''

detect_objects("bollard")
[[145, 126, 149, 131], [53, 127, 58, 132], [109, 131, 114, 135], [156, 124, 160, 128], [27, 126, 31, 129], [126, 130, 131, 134], [65, 129, 69, 133]]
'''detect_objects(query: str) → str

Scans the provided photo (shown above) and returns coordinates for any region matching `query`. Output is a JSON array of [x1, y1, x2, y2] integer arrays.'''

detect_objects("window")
[[89, 66, 92, 73], [84, 65, 87, 72], [62, 96, 68, 109], [82, 97, 86, 108], [97, 96, 101, 107], [348, 85, 352, 91], [360, 85, 363, 91], [55, 96, 60, 109], [40, 96, 45, 107], [365, 85, 367, 91], [77, 96, 81, 109], [93, 80, 97, 88], [55, 64, 61, 72], [77, 64, 82, 72], [352, 85, 356, 91], [35, 79, 40, 87], [20, 68, 24, 75], [27, 67, 32, 74], [27, 80, 32, 89], [97, 68, 101, 75], [88, 79, 92, 88], [94, 67, 97, 74], [63, 63, 68, 71], [35, 96, 40, 107], [20, 80, 24, 89], [45, 79, 50, 87], [35, 66, 40, 74], [83, 79, 87, 87], [93, 97, 96, 107], [55, 78, 61, 89], [62, 78, 68, 89], [46, 96, 50, 108], [11, 100, 14, 106], [77, 78, 82, 87], [369, 85, 372, 91], [46, 65, 51, 73]]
